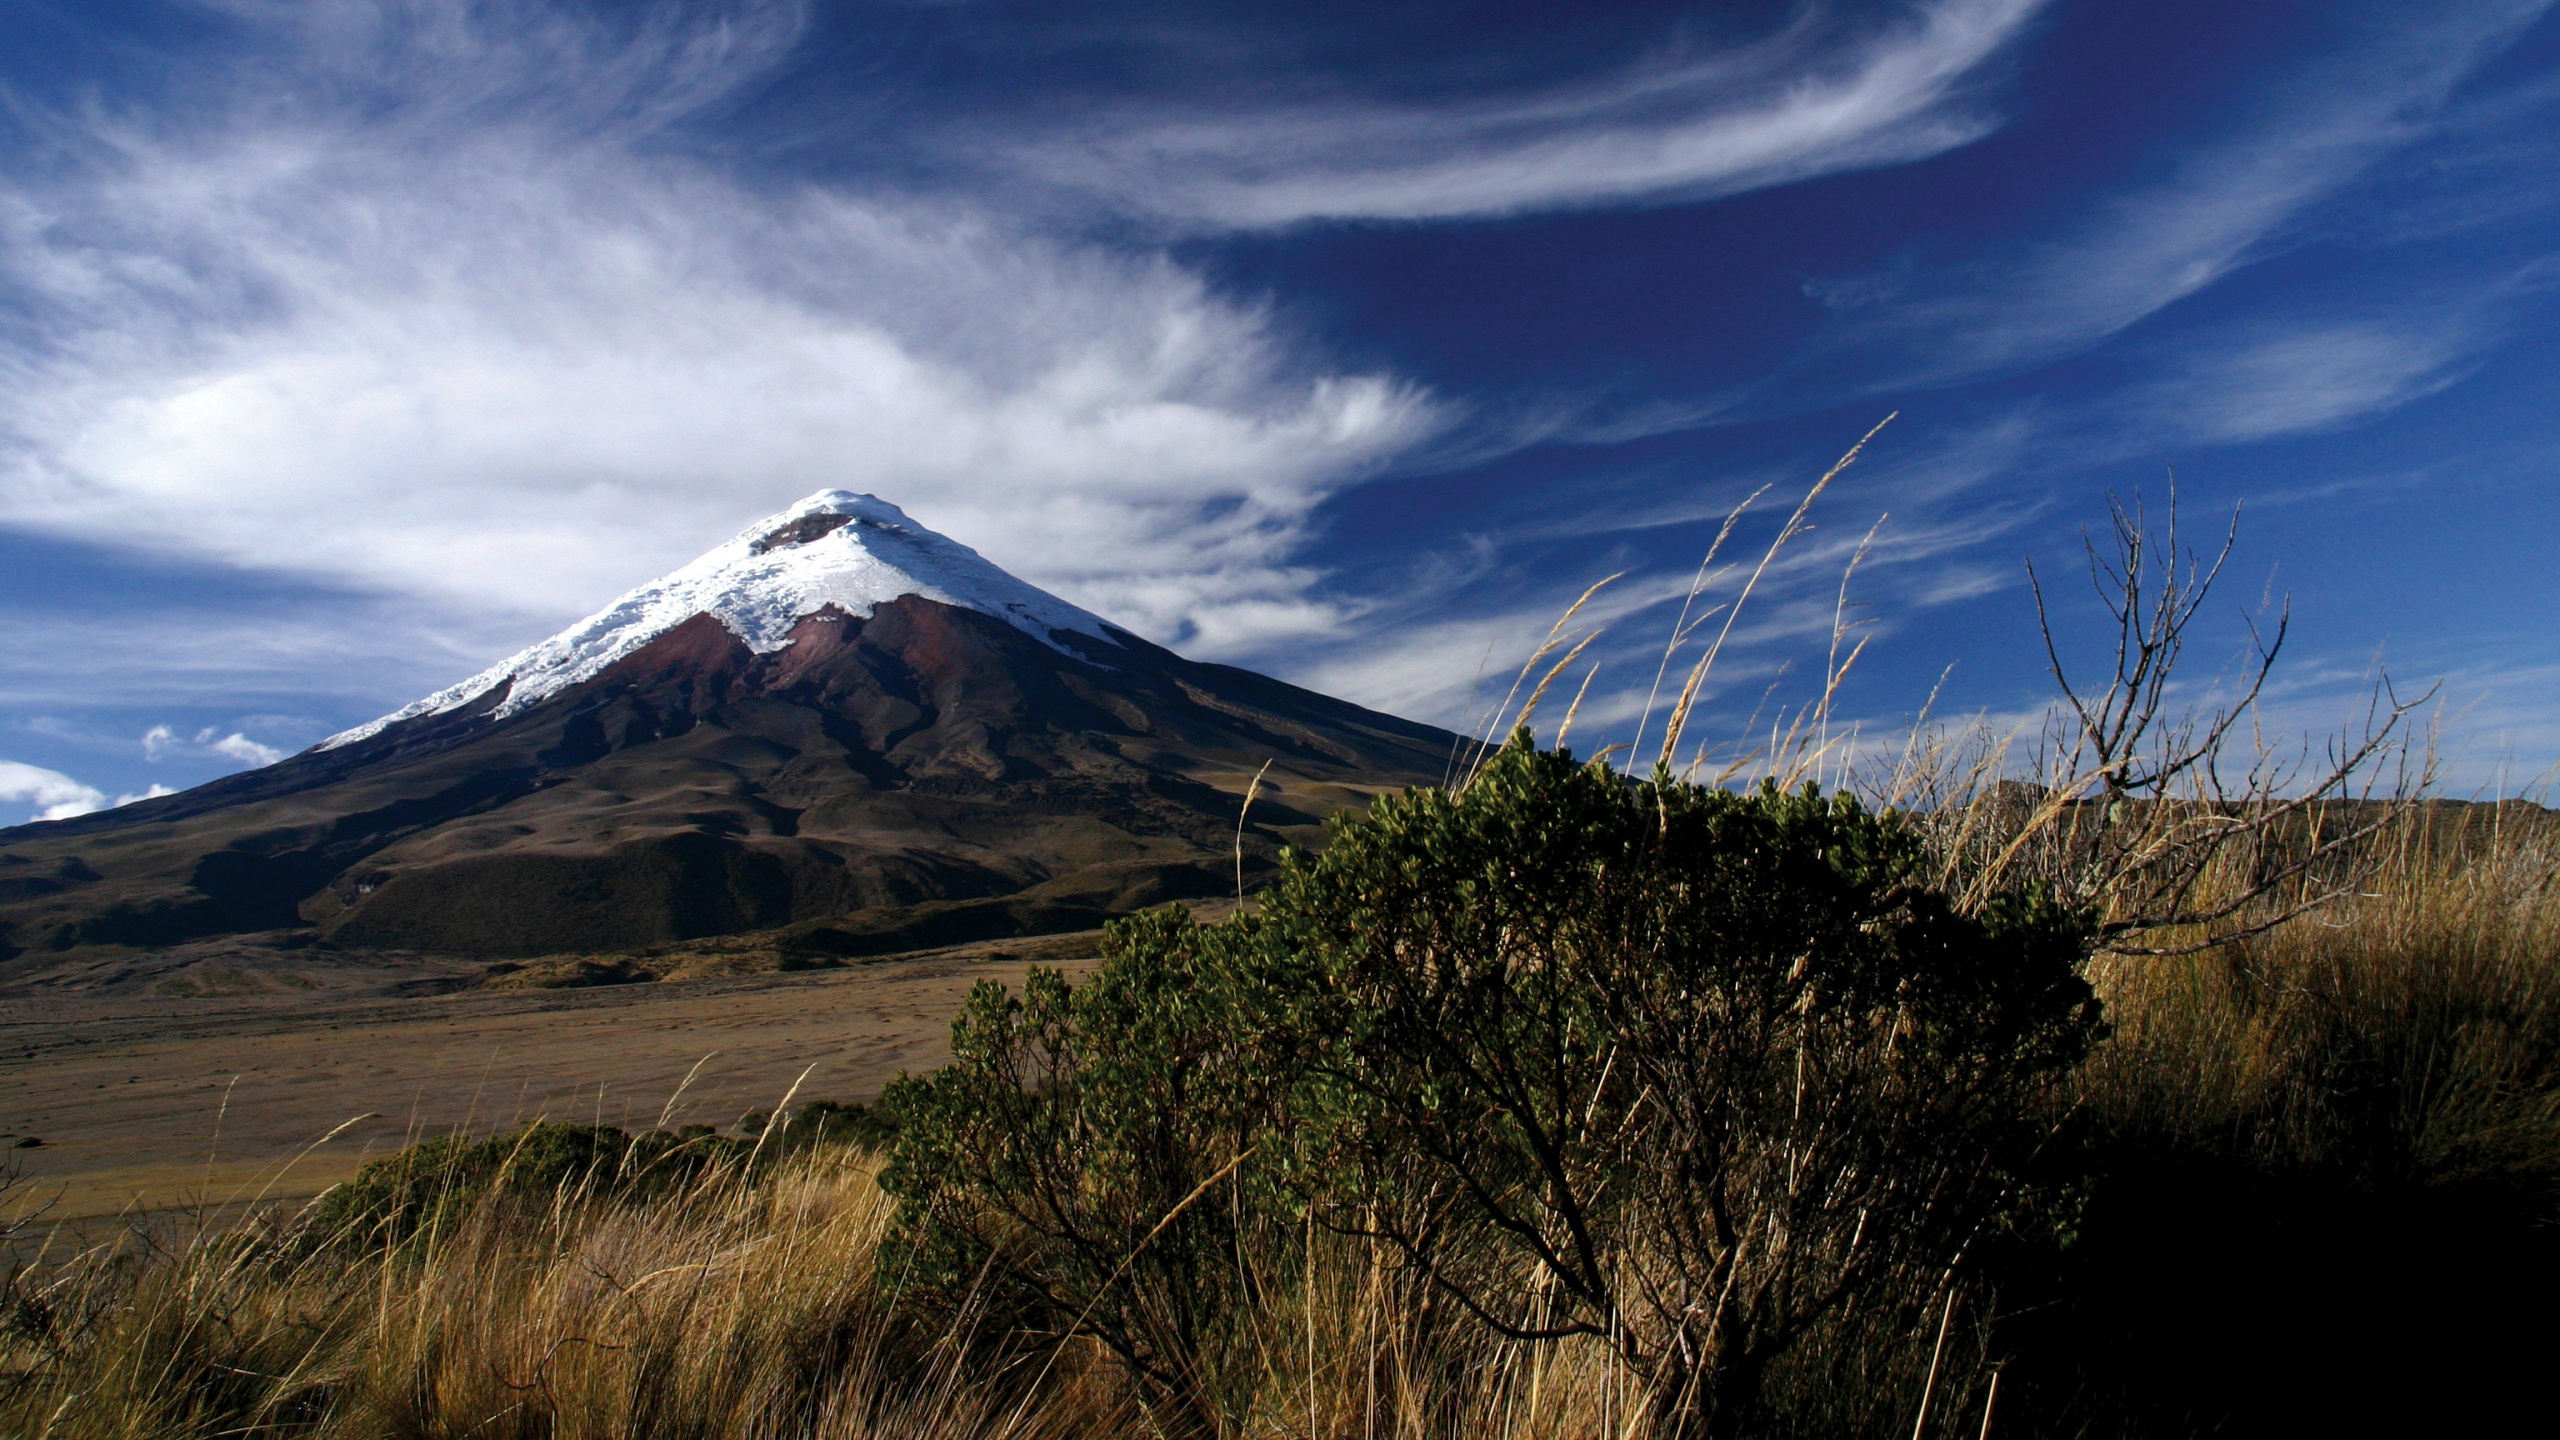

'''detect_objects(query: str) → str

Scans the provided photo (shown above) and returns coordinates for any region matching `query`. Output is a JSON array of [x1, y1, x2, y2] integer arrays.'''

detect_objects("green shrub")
[[878, 906, 1286, 1435], [315, 1097, 901, 1254], [311, 1121, 754, 1250], [877, 736, 2099, 1436], [745, 1098, 901, 1152], [1248, 738, 2100, 1434]]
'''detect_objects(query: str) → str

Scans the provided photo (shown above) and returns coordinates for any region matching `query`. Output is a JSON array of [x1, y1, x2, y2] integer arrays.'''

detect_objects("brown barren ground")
[[0, 935, 1107, 1228]]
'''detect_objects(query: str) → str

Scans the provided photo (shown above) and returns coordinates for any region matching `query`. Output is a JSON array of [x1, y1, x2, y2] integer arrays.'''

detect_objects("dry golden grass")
[[6, 1153, 1076, 1440], [0, 945, 1108, 1227], [2077, 799, 2560, 1186], [4, 1145, 1710, 1440]]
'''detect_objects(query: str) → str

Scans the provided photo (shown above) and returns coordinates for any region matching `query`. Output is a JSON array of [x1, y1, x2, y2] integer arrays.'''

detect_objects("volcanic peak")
[[323, 491, 1118, 750]]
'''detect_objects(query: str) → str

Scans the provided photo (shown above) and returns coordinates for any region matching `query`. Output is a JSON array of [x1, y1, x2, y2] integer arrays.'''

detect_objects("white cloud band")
[[0, 760, 172, 823], [990, 0, 2047, 226]]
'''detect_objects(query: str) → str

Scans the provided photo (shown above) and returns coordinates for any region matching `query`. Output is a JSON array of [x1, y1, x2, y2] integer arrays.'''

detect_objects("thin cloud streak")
[[2130, 258, 2560, 445], [991, 0, 2048, 226], [0, 604, 510, 714], [2148, 323, 2480, 445], [1801, 0, 2556, 389], [1286, 468, 2037, 745]]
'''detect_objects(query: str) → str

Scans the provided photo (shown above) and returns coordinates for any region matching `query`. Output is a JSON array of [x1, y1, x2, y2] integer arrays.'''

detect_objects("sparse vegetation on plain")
[[6, 482, 2551, 1437]]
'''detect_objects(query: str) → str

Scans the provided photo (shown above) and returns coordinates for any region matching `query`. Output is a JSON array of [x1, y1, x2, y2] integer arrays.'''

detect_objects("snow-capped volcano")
[[4, 491, 1460, 974], [325, 491, 1118, 749]]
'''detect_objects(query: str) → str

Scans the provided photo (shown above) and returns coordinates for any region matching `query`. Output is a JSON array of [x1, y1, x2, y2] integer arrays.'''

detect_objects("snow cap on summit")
[[321, 490, 1118, 750]]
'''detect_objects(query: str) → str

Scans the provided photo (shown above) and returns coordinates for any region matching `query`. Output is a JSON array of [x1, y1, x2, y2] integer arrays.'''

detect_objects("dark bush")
[[878, 737, 2098, 1436], [878, 906, 1285, 1435], [746, 1098, 901, 1152], [1242, 738, 2100, 1433], [309, 1110, 867, 1251]]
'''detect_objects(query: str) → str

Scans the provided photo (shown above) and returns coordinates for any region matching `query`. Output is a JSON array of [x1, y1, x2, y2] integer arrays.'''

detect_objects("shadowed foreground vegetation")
[[5, 747, 2554, 1438]]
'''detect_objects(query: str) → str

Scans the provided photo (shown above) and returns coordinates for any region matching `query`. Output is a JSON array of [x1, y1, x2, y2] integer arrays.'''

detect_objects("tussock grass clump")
[[0, 1141, 1757, 1440], [2082, 801, 2560, 1184], [308, 1102, 899, 1253], [3, 1148, 1088, 1440], [2005, 800, 2560, 1436]]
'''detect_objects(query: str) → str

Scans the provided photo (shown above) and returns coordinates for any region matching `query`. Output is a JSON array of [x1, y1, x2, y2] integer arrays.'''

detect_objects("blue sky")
[[2, 0, 2555, 819]]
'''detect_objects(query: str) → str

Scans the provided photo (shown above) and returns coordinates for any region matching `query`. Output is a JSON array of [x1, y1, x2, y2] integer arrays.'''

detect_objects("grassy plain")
[[0, 936, 1103, 1228]]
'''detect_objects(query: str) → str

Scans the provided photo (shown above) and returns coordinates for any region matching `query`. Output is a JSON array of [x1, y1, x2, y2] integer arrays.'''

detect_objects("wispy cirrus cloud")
[[0, 0, 1442, 669], [990, 0, 2049, 227], [0, 0, 2064, 708], [0, 601, 499, 716], [2127, 257, 2560, 445], [1291, 418, 2049, 741], [2140, 321, 2482, 445], [1800, 0, 2557, 389]]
